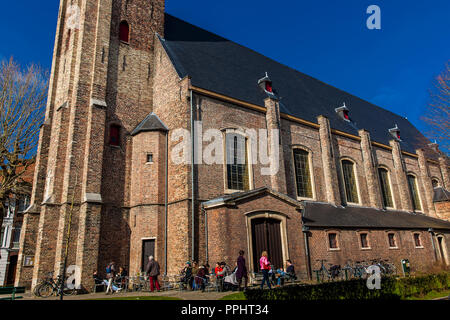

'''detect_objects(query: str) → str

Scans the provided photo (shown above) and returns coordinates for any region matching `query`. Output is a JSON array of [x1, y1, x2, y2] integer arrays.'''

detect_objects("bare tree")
[[0, 58, 48, 215], [422, 62, 450, 154]]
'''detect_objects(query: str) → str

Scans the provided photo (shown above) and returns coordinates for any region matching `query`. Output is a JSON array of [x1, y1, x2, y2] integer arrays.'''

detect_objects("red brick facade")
[[15, 0, 450, 291]]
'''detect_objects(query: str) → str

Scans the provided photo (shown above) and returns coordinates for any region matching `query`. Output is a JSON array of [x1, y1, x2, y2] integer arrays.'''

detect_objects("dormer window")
[[258, 72, 275, 94], [335, 103, 350, 122], [389, 124, 401, 141]]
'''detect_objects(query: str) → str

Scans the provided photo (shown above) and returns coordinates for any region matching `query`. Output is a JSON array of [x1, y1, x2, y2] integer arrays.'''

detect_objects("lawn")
[[90, 296, 182, 301], [220, 292, 246, 300]]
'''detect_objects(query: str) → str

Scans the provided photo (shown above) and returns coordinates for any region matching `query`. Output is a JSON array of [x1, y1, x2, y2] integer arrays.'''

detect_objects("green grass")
[[405, 289, 450, 301], [220, 292, 246, 300], [90, 296, 182, 301]]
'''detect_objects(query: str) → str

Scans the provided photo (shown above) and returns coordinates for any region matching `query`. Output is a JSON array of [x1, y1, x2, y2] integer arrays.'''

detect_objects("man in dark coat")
[[145, 256, 161, 292], [236, 250, 248, 291]]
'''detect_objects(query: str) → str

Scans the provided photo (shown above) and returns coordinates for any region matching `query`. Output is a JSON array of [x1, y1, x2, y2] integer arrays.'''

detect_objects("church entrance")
[[251, 218, 283, 272]]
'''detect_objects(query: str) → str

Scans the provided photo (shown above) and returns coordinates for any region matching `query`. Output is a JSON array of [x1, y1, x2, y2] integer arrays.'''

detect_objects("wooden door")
[[251, 218, 283, 272], [141, 240, 155, 272]]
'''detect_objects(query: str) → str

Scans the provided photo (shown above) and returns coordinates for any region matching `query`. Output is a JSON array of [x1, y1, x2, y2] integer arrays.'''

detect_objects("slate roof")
[[302, 202, 450, 230], [131, 112, 168, 136], [433, 187, 450, 203], [161, 14, 439, 159]]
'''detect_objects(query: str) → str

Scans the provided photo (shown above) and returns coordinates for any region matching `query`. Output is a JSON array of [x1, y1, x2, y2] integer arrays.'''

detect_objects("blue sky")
[[1, 0, 449, 136]]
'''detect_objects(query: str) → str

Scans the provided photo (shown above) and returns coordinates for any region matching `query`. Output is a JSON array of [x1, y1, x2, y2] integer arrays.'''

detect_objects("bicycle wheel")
[[33, 283, 43, 297], [63, 286, 77, 296], [38, 283, 54, 298]]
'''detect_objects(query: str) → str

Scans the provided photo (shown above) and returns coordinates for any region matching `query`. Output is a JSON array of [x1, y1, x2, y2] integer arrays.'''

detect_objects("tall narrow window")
[[378, 168, 394, 208], [109, 125, 121, 146], [388, 233, 397, 248], [328, 233, 338, 249], [226, 133, 249, 191], [407, 174, 422, 211], [413, 233, 422, 247], [119, 20, 130, 43], [341, 160, 359, 204], [360, 233, 369, 248], [293, 149, 313, 199]]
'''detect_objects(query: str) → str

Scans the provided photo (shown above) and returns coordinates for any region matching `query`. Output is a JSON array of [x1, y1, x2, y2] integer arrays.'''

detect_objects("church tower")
[[15, 0, 165, 291]]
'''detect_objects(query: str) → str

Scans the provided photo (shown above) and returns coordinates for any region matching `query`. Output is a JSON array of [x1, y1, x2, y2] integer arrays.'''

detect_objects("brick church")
[[15, 0, 450, 291]]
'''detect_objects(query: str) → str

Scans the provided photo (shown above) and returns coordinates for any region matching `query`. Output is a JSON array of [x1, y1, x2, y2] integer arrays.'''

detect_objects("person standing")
[[105, 261, 116, 294], [260, 251, 271, 290], [146, 256, 161, 292], [236, 250, 248, 291]]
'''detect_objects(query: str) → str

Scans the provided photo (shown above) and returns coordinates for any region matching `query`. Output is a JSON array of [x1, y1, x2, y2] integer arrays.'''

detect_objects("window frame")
[[291, 146, 316, 201], [413, 233, 423, 249], [340, 158, 361, 205], [222, 129, 253, 194], [358, 232, 371, 250], [327, 232, 340, 251], [407, 173, 423, 212], [146, 153, 154, 164], [378, 166, 395, 209], [387, 232, 398, 249]]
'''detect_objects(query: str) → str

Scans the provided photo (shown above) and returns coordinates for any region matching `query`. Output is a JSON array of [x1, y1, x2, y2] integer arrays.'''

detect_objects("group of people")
[[259, 251, 297, 289], [93, 262, 129, 294], [94, 250, 296, 294], [94, 256, 161, 294], [179, 250, 250, 292]]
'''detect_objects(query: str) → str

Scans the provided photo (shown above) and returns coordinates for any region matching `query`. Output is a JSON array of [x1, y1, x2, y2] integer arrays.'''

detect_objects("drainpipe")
[[428, 228, 438, 262], [202, 204, 208, 264], [164, 131, 169, 276], [190, 90, 195, 262], [302, 225, 312, 280]]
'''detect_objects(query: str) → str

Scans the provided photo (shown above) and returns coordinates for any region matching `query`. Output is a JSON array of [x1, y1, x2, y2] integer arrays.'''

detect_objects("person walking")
[[260, 251, 271, 290], [236, 250, 248, 291], [146, 256, 161, 292]]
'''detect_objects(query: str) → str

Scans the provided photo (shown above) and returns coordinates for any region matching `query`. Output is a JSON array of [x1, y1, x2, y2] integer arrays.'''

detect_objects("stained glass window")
[[293, 149, 313, 198], [226, 133, 249, 191], [378, 168, 394, 208], [407, 175, 422, 211], [342, 160, 359, 204]]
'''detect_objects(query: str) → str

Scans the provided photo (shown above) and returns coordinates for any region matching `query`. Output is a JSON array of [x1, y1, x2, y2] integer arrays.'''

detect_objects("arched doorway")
[[251, 218, 283, 272]]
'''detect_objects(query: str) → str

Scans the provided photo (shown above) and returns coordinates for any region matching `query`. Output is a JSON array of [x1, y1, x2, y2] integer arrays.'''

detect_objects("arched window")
[[119, 20, 130, 43], [225, 132, 249, 191], [407, 174, 422, 211], [109, 124, 121, 146], [431, 178, 440, 188], [378, 167, 394, 208], [341, 160, 359, 204], [293, 149, 313, 199]]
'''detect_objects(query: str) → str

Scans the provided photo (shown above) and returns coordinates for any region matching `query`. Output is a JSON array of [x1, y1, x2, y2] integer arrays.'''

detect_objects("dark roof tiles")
[[161, 14, 439, 159]]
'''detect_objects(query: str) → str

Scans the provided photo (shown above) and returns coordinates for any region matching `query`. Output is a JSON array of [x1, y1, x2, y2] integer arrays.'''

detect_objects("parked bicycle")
[[36, 272, 77, 298]]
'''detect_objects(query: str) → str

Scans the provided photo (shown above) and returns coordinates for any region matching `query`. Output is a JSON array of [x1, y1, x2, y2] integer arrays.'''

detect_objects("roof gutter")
[[189, 85, 440, 162]]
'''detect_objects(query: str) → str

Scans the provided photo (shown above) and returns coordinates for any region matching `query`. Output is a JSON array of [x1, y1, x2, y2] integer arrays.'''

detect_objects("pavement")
[[0, 288, 234, 301]]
